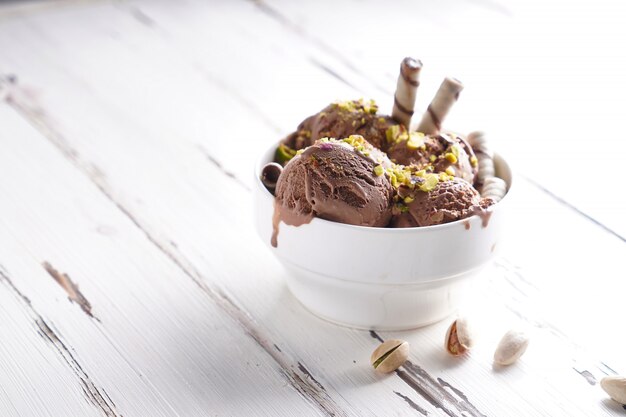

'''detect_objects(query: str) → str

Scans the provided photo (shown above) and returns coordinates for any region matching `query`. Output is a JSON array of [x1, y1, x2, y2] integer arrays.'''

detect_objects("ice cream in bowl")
[[254, 58, 512, 330]]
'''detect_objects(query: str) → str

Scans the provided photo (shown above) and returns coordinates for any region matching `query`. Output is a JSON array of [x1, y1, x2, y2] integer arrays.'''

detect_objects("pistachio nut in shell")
[[600, 376, 626, 405], [445, 317, 474, 356], [370, 339, 409, 373], [493, 329, 529, 366]]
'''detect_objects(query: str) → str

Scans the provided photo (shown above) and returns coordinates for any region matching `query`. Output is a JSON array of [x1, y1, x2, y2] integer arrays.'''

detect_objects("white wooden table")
[[1, 0, 625, 416]]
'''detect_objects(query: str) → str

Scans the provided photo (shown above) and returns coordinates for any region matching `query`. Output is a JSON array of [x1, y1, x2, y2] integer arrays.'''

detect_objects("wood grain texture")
[[0, 267, 105, 417], [0, 104, 326, 416], [0, 0, 625, 416]]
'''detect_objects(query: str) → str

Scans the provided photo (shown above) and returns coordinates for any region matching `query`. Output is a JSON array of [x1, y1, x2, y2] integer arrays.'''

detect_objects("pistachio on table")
[[600, 376, 626, 405], [493, 329, 529, 366], [445, 317, 474, 356], [370, 339, 409, 373]]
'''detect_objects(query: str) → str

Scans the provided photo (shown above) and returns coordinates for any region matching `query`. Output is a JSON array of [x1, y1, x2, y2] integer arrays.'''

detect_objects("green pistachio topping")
[[341, 135, 368, 153], [334, 98, 378, 115], [439, 172, 454, 182], [361, 99, 378, 114], [450, 144, 461, 158], [276, 143, 297, 163], [406, 132, 426, 150], [429, 154, 437, 163], [470, 155, 478, 167], [418, 173, 440, 192], [445, 166, 456, 176], [385, 165, 416, 189], [388, 171, 399, 188], [397, 203, 410, 213], [374, 165, 384, 177], [444, 153, 458, 164], [404, 196, 415, 204], [386, 125, 401, 143]]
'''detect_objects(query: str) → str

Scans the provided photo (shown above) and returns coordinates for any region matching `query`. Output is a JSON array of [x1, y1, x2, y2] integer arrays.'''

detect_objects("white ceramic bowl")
[[254, 141, 512, 330]]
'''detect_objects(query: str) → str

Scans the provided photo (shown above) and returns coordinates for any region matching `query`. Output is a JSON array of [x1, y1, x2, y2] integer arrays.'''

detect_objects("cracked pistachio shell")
[[600, 376, 626, 405], [445, 317, 474, 356], [494, 330, 529, 366], [370, 339, 409, 373]]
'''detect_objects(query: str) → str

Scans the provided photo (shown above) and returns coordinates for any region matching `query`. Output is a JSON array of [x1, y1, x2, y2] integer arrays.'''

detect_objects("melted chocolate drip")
[[271, 199, 314, 248]]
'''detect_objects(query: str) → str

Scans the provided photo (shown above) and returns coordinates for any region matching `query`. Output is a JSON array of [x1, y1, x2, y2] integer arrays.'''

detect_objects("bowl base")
[[282, 262, 484, 330]]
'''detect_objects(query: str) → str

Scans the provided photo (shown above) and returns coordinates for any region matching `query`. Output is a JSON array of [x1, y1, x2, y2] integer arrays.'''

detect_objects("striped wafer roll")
[[391, 57, 422, 128], [481, 177, 507, 202], [261, 162, 283, 195], [468, 131, 495, 188], [417, 77, 463, 134]]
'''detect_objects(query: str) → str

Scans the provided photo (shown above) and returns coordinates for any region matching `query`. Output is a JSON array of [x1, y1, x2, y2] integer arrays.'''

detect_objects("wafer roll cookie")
[[417, 77, 463, 134], [391, 57, 422, 128], [481, 177, 507, 202], [261, 162, 283, 195], [468, 131, 495, 187]]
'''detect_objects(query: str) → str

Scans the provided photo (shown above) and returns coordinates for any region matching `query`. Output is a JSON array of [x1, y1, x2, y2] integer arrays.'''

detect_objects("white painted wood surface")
[[0, 0, 625, 416]]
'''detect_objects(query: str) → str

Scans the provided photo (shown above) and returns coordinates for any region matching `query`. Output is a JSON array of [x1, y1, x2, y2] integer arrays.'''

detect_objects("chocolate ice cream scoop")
[[272, 136, 394, 246], [386, 130, 478, 184], [390, 176, 492, 228], [278, 99, 400, 159]]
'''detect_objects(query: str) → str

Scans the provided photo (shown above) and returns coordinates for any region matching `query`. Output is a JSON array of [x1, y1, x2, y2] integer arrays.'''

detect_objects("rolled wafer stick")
[[261, 162, 283, 195], [468, 131, 496, 189], [391, 57, 422, 128], [481, 177, 507, 202], [417, 77, 464, 135]]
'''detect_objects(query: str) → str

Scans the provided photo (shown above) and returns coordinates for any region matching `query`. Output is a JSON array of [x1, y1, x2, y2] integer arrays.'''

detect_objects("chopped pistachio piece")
[[373, 165, 384, 177], [404, 196, 415, 204], [439, 172, 454, 182], [470, 155, 478, 167], [406, 132, 425, 150], [445, 166, 456, 176], [418, 173, 439, 192], [386, 125, 400, 143], [444, 153, 458, 164], [276, 143, 297, 164], [335, 100, 355, 112], [341, 135, 368, 152], [429, 154, 437, 163], [389, 171, 399, 188], [363, 99, 378, 114]]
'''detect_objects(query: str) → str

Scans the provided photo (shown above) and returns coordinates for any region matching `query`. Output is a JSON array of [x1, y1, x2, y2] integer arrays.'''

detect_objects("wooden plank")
[[0, 268, 103, 417], [0, 1, 625, 416], [0, 103, 328, 416]]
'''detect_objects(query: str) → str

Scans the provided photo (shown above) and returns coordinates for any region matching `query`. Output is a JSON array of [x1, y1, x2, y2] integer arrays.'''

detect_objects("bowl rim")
[[255, 139, 513, 233]]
